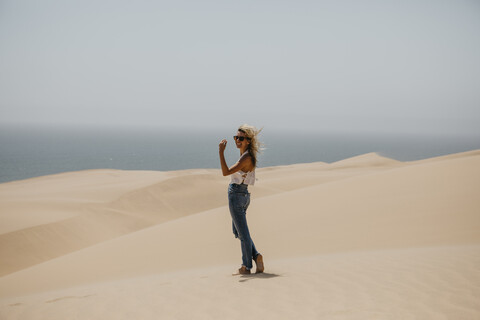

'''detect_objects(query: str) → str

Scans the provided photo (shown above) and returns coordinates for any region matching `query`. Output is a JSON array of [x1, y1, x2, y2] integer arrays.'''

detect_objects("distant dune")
[[1, 150, 479, 319]]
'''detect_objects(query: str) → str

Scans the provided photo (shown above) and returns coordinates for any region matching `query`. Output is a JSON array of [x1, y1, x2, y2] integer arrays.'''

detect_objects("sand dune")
[[0, 154, 398, 277], [1, 150, 479, 319], [0, 170, 169, 234], [2, 245, 478, 320], [328, 152, 403, 169]]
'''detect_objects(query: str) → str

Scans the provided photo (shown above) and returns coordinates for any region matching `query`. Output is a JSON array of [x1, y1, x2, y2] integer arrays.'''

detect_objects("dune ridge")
[[0, 153, 399, 277], [1, 150, 479, 319]]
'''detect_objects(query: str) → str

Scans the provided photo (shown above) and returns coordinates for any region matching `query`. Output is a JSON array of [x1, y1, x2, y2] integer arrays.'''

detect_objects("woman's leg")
[[228, 191, 254, 270], [251, 241, 259, 260], [243, 194, 260, 260], [233, 210, 254, 270], [232, 221, 239, 238]]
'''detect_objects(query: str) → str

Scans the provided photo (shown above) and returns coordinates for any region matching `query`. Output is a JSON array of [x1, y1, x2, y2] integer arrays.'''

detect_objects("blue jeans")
[[228, 183, 259, 270]]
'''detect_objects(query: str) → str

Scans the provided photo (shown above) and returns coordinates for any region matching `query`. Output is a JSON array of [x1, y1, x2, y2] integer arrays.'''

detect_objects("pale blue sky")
[[1, 0, 479, 135]]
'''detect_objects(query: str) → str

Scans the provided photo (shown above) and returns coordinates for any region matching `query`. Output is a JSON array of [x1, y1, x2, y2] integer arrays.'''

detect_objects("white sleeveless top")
[[230, 170, 256, 185], [230, 151, 256, 185]]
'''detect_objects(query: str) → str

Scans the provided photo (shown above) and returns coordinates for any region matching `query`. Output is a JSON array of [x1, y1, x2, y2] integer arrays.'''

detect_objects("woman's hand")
[[219, 139, 227, 153]]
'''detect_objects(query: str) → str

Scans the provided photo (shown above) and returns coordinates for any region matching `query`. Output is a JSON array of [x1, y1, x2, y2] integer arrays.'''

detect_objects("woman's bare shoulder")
[[239, 152, 252, 162], [239, 153, 254, 171]]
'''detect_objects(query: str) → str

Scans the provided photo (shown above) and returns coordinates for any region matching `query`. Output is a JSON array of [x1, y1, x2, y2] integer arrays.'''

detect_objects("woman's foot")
[[254, 254, 264, 273], [232, 266, 251, 276]]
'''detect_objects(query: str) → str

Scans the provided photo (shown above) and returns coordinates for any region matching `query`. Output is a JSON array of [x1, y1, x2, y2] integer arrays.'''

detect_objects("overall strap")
[[240, 150, 252, 184], [240, 171, 247, 184]]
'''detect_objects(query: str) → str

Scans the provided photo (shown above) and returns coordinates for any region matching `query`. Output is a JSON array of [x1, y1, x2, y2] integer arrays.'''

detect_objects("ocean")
[[1, 126, 479, 184]]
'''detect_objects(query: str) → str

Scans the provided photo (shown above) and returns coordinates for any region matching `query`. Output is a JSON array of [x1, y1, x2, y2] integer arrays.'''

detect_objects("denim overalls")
[[228, 183, 260, 270]]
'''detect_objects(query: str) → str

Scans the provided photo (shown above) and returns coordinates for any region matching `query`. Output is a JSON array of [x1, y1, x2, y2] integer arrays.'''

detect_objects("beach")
[[1, 150, 479, 319]]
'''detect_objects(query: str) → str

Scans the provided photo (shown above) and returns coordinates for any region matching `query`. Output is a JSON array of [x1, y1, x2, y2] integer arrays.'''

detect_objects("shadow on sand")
[[238, 272, 281, 283]]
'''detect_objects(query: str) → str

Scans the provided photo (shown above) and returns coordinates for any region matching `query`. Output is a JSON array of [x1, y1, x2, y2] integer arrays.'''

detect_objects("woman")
[[219, 124, 264, 275]]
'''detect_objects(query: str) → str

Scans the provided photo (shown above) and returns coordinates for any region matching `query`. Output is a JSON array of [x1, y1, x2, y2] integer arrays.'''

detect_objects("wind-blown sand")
[[1, 150, 479, 319]]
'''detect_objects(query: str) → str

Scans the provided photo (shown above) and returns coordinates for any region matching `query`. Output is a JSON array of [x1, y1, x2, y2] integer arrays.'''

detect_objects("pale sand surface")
[[2, 245, 479, 320], [1, 150, 479, 319]]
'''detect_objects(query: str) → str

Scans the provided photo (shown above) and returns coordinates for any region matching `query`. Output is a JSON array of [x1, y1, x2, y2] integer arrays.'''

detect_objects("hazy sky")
[[1, 0, 479, 134]]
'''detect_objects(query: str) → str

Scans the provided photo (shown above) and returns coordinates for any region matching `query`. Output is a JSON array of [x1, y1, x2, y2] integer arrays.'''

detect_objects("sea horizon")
[[1, 125, 479, 184]]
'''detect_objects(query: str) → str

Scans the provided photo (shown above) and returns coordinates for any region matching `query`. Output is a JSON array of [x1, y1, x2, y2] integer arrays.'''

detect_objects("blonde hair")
[[238, 124, 263, 168]]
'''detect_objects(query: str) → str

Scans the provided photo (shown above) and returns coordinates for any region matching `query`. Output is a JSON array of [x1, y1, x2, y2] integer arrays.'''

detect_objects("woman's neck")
[[239, 146, 247, 155]]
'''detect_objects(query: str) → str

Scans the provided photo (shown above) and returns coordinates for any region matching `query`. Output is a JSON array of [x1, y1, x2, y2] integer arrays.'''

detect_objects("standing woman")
[[219, 124, 264, 275]]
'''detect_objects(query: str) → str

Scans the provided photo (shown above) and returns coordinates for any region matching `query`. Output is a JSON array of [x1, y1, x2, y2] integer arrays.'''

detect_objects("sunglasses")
[[233, 136, 251, 142]]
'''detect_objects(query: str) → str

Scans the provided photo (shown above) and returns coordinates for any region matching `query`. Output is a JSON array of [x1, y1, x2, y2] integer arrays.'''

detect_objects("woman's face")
[[234, 131, 250, 149]]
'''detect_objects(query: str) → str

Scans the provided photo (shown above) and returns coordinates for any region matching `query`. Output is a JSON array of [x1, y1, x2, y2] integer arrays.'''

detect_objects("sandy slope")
[[2, 245, 479, 320], [0, 154, 398, 277], [1, 150, 479, 319]]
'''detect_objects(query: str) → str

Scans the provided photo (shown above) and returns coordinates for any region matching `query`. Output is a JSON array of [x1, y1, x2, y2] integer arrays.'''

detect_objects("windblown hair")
[[238, 124, 263, 168]]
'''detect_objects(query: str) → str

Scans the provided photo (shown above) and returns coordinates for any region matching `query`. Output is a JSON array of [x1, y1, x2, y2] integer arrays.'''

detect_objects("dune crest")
[[329, 152, 402, 169]]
